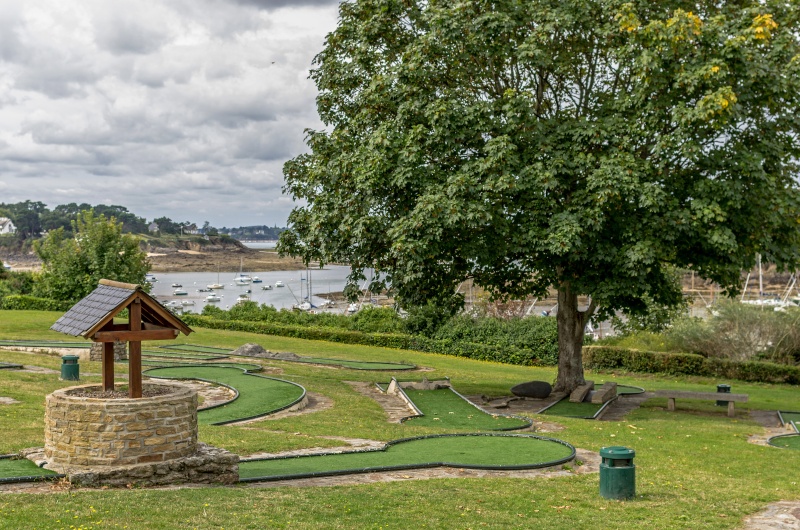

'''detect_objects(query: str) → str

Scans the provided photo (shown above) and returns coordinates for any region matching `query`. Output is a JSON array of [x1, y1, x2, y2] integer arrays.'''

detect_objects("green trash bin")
[[600, 446, 635, 500], [60, 355, 80, 381], [716, 384, 731, 406]]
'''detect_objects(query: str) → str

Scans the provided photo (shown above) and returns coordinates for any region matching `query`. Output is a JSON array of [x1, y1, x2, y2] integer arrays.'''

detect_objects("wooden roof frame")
[[51, 279, 193, 398]]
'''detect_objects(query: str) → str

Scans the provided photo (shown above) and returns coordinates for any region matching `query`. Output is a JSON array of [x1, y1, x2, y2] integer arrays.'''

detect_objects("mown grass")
[[0, 310, 799, 529]]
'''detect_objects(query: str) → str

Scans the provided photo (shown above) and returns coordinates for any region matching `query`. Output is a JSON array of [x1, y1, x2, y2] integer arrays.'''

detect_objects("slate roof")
[[51, 280, 191, 338]]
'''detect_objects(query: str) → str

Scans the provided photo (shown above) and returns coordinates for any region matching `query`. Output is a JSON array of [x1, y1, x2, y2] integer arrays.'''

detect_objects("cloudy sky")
[[0, 0, 341, 227]]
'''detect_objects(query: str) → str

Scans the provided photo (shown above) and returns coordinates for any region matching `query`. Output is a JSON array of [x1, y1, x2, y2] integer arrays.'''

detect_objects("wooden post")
[[129, 299, 142, 398], [102, 341, 115, 391]]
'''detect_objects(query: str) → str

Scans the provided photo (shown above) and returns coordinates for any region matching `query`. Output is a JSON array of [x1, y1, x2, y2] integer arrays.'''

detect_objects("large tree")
[[280, 0, 800, 392], [33, 210, 150, 301]]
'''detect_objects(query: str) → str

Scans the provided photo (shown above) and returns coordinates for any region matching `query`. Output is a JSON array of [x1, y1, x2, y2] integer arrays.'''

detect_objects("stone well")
[[45, 382, 198, 468]]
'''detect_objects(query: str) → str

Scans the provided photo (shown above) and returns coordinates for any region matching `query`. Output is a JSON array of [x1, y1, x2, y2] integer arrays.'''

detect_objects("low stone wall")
[[24, 443, 239, 487], [44, 382, 197, 469]]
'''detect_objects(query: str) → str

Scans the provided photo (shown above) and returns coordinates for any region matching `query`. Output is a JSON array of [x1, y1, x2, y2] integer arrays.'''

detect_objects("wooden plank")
[[654, 390, 748, 402], [569, 381, 593, 403], [93, 329, 178, 342], [129, 300, 142, 398], [102, 341, 115, 391]]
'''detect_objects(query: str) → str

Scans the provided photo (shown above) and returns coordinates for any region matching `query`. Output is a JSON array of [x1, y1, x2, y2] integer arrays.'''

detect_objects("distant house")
[[148, 222, 159, 233], [184, 223, 199, 235], [0, 218, 15, 235]]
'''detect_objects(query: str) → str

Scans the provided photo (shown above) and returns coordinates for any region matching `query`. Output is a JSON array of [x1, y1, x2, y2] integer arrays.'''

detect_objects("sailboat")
[[234, 257, 252, 285], [207, 266, 224, 290]]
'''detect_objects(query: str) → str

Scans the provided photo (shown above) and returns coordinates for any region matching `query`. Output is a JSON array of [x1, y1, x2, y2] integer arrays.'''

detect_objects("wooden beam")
[[93, 329, 179, 342], [129, 299, 142, 399], [102, 341, 115, 392]]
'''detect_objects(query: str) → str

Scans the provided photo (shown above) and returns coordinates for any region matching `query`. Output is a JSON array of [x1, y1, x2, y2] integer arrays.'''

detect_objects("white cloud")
[[0, 0, 339, 226]]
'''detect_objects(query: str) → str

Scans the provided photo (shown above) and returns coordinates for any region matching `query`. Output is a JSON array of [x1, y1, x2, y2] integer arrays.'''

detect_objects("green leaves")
[[32, 210, 150, 302]]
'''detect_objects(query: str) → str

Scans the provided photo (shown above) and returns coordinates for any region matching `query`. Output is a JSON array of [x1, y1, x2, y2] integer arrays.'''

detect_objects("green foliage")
[[666, 301, 800, 364], [0, 294, 73, 312], [584, 345, 800, 384], [279, 0, 800, 392], [434, 314, 559, 365], [32, 210, 150, 302], [0, 270, 34, 298]]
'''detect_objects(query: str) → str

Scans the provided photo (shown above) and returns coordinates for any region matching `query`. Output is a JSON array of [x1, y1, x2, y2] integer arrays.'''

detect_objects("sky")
[[0, 0, 341, 228]]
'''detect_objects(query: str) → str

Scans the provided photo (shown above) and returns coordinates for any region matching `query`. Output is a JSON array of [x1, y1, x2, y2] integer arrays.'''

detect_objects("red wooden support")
[[102, 341, 115, 391], [129, 299, 142, 398]]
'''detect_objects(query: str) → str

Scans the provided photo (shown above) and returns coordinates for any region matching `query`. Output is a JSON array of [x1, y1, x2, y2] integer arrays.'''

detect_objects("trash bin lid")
[[62, 355, 80, 362], [600, 446, 635, 459]]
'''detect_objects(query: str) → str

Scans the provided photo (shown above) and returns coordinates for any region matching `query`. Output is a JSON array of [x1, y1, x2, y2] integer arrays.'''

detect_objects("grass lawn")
[[0, 310, 799, 529]]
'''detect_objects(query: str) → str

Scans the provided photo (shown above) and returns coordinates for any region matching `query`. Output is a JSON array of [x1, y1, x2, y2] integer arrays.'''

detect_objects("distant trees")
[[33, 210, 149, 301]]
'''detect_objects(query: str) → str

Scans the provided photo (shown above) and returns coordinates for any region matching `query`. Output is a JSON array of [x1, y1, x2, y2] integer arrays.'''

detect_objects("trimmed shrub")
[[0, 294, 73, 312], [584, 345, 800, 385]]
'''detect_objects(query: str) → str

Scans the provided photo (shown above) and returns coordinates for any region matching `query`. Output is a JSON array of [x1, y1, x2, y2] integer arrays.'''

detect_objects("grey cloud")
[[228, 0, 340, 10]]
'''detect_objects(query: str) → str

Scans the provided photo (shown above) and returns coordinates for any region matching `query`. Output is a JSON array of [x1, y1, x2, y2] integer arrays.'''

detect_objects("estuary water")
[[147, 265, 353, 312]]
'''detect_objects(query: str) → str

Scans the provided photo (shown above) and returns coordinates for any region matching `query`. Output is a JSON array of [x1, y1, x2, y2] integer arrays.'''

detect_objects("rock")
[[510, 381, 552, 399], [232, 343, 300, 360]]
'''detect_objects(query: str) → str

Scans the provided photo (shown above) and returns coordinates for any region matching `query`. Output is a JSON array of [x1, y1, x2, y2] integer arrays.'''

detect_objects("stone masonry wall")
[[89, 341, 128, 361], [44, 383, 197, 470]]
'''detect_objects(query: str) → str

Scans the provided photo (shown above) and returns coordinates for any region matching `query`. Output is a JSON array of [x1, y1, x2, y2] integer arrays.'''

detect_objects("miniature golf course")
[[238, 434, 575, 481], [143, 365, 306, 425], [768, 411, 800, 450]]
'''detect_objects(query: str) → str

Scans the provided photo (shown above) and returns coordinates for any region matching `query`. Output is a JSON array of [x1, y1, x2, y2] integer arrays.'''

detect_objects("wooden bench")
[[654, 390, 748, 418]]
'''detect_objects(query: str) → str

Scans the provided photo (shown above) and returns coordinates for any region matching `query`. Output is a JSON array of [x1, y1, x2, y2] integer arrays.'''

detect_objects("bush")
[[666, 301, 800, 364], [584, 345, 800, 385], [0, 294, 73, 312]]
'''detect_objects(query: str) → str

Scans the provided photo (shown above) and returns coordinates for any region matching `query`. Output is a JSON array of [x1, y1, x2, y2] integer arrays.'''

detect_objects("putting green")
[[239, 433, 575, 481], [768, 434, 800, 450], [144, 365, 305, 425], [779, 411, 800, 431], [0, 458, 59, 481], [402, 388, 531, 430], [161, 344, 231, 354], [540, 399, 604, 418]]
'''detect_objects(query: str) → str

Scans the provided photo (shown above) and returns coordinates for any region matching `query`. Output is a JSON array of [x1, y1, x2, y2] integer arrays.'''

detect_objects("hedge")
[[0, 295, 73, 312], [181, 315, 551, 366], [584, 345, 800, 385]]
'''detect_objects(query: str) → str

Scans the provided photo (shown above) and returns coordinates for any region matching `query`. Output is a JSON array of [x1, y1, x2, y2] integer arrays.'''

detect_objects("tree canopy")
[[33, 210, 150, 302], [280, 0, 800, 392]]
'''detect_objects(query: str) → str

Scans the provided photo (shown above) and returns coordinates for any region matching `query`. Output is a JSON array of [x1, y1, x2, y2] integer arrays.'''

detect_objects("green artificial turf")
[[142, 350, 228, 361], [239, 434, 574, 480], [540, 399, 604, 418], [0, 363, 22, 370], [769, 434, 800, 450], [0, 458, 58, 480], [780, 411, 800, 427], [402, 388, 530, 430], [144, 365, 305, 424]]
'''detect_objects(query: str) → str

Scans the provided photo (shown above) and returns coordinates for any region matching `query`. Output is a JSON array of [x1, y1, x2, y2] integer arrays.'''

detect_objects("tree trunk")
[[553, 282, 593, 394]]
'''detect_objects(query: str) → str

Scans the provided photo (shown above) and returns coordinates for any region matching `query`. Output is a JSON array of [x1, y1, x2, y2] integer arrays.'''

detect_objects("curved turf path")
[[239, 434, 575, 481], [144, 365, 305, 425], [769, 434, 800, 450]]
